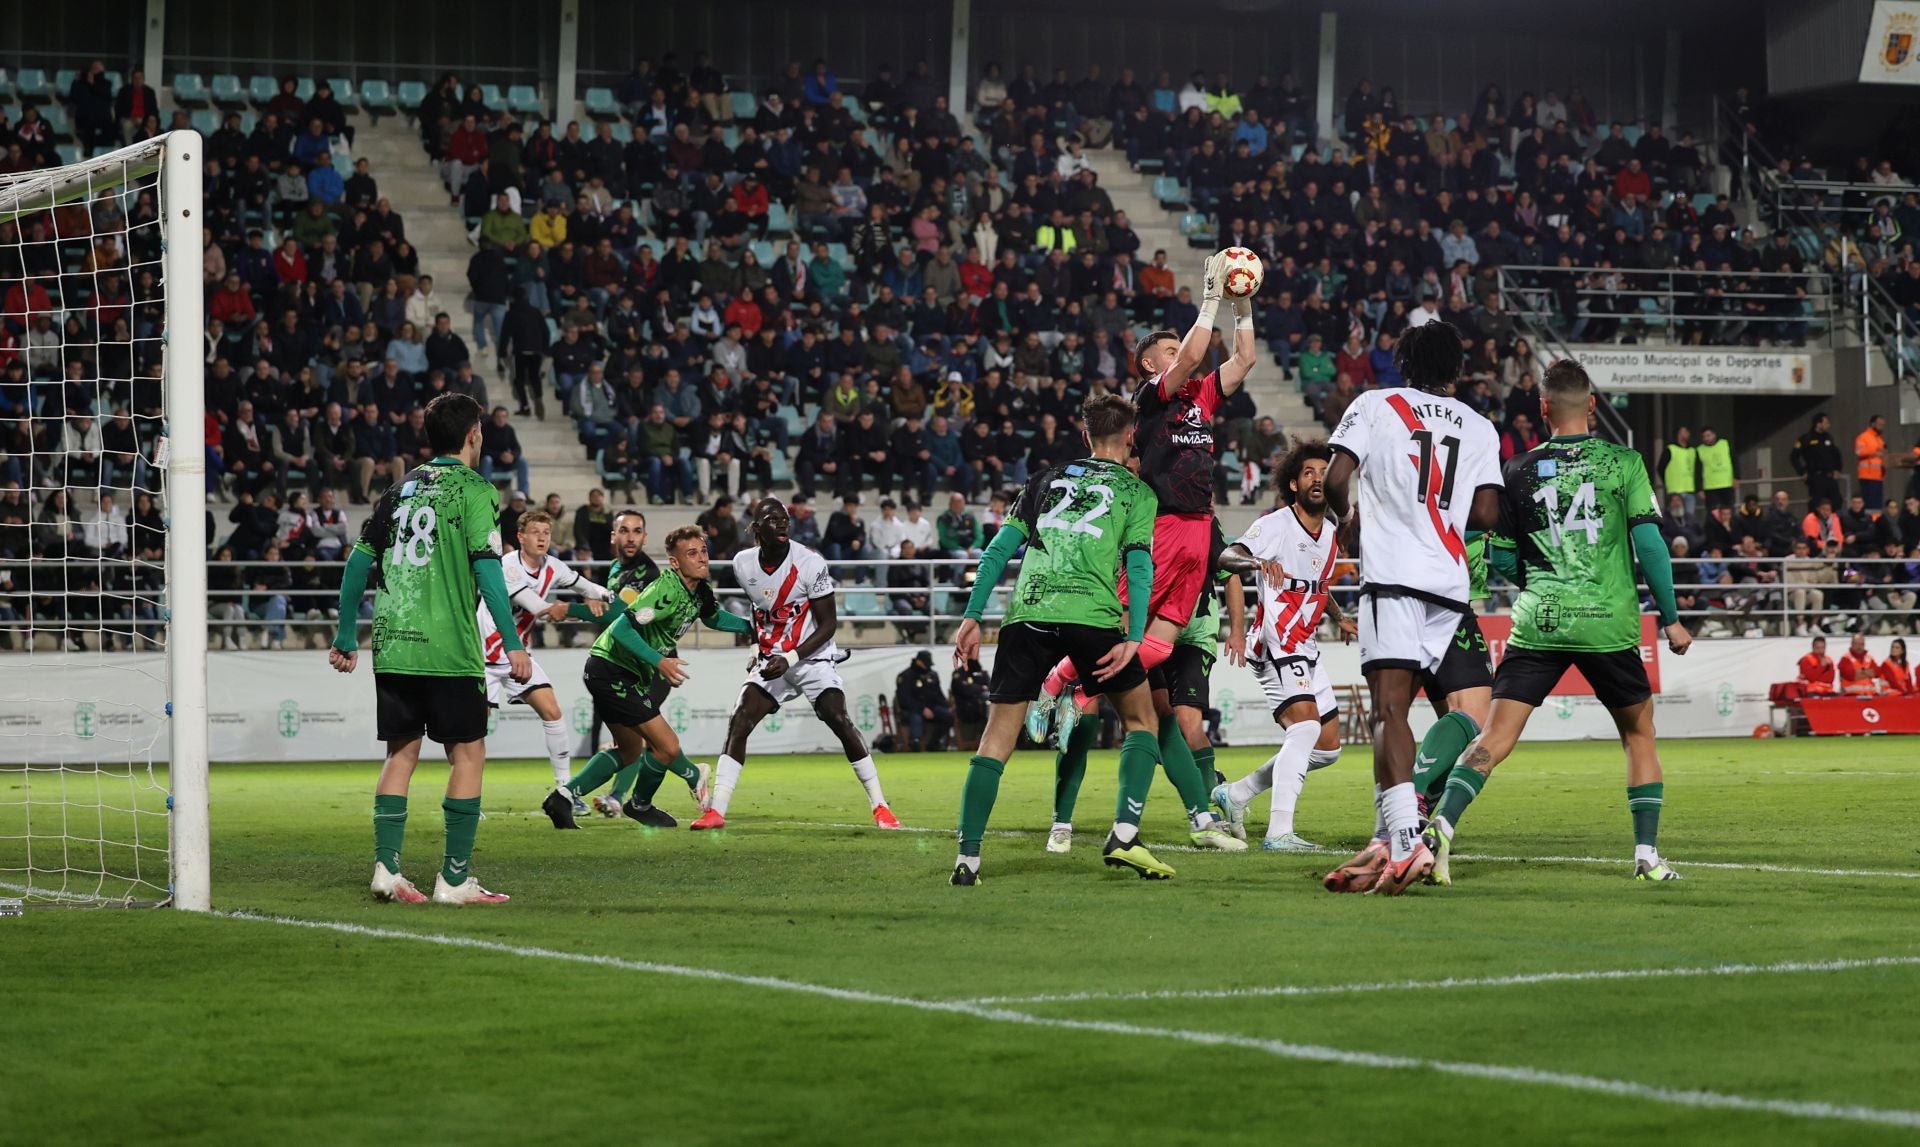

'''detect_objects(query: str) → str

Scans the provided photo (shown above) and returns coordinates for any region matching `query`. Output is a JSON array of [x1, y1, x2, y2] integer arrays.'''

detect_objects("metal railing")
[[1497, 264, 1837, 350], [6, 552, 1916, 651], [1493, 270, 1636, 448]]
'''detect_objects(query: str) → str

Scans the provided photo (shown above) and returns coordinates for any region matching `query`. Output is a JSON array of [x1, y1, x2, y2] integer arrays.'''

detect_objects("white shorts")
[[1358, 593, 1463, 677], [743, 656, 845, 709], [1253, 655, 1338, 723], [484, 655, 554, 707]]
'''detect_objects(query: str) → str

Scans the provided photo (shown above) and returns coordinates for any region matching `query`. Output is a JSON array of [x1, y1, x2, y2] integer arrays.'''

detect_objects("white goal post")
[[0, 132, 208, 910]]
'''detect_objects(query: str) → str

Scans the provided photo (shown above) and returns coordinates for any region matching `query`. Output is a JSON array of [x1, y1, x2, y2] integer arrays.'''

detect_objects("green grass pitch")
[[8, 737, 1920, 1145]]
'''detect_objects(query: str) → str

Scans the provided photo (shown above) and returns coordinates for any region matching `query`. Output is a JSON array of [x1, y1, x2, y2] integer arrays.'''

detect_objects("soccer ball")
[[1218, 247, 1264, 298]]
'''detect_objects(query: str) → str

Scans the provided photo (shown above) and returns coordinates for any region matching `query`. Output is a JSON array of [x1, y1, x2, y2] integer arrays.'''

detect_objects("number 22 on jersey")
[[1035, 478, 1114, 537]]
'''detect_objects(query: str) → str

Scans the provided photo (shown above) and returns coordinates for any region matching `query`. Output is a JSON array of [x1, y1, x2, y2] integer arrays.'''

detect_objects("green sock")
[[1435, 765, 1489, 831], [957, 754, 1006, 856], [1415, 710, 1480, 800], [566, 749, 624, 797], [1114, 730, 1161, 828], [1192, 745, 1218, 789], [441, 795, 482, 886], [1627, 782, 1664, 849], [609, 759, 642, 799], [630, 751, 669, 805], [373, 794, 407, 875], [1156, 714, 1209, 820], [1052, 713, 1098, 823], [667, 752, 702, 785]]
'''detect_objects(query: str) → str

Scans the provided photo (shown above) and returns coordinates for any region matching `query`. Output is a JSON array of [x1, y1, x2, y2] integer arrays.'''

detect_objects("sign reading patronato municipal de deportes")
[[1567, 347, 1827, 396]]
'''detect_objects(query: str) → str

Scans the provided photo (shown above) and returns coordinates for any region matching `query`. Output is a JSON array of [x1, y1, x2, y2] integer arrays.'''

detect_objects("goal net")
[[0, 133, 208, 909]]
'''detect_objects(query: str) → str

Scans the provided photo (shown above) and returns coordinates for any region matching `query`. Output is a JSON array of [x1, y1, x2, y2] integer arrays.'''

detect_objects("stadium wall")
[[1, 640, 1818, 763]]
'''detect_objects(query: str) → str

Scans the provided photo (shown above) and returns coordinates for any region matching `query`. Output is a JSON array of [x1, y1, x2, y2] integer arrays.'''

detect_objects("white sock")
[[1110, 820, 1139, 845], [1051, 820, 1072, 833], [1307, 746, 1342, 772], [849, 755, 886, 808], [542, 720, 572, 788], [1229, 749, 1282, 807], [1381, 782, 1420, 861], [1635, 843, 1659, 865], [1371, 783, 1388, 842], [1265, 720, 1320, 838], [956, 854, 980, 873], [710, 754, 744, 816]]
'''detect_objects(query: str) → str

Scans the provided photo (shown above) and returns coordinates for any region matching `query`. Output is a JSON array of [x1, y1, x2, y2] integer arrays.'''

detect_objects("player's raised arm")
[[1153, 251, 1225, 398], [1223, 572, 1247, 666], [1217, 288, 1260, 397], [1323, 452, 1356, 520], [1215, 542, 1264, 579]]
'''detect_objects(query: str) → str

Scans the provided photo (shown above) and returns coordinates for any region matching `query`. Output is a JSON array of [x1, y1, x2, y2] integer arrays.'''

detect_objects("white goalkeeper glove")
[[1231, 292, 1254, 324], [1201, 251, 1225, 304]]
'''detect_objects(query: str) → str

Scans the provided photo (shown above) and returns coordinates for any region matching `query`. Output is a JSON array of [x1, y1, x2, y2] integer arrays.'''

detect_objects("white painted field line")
[[765, 820, 1920, 879], [219, 909, 1920, 1131], [960, 954, 1920, 1007]]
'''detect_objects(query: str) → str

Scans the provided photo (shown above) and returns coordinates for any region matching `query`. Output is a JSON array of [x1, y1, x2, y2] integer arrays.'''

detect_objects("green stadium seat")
[[56, 144, 80, 166], [395, 79, 427, 109], [730, 91, 758, 119], [190, 109, 220, 136], [173, 73, 209, 107], [479, 83, 504, 110], [767, 202, 791, 234], [609, 121, 633, 143], [596, 449, 634, 495], [749, 239, 775, 266], [54, 69, 76, 96], [507, 84, 543, 116], [40, 104, 70, 141], [1624, 125, 1644, 145], [722, 125, 741, 149], [294, 77, 314, 102], [0, 70, 13, 102], [1153, 176, 1187, 209], [583, 87, 620, 121], [105, 71, 124, 94], [1180, 212, 1217, 247], [325, 78, 355, 106], [15, 68, 51, 102], [247, 75, 277, 106], [359, 79, 396, 116], [210, 74, 246, 109]]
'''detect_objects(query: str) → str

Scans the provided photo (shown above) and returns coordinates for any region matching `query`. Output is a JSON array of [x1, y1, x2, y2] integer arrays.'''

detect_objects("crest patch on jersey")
[[1537, 459, 1558, 478], [400, 480, 418, 496], [635, 607, 656, 624], [487, 530, 503, 554]]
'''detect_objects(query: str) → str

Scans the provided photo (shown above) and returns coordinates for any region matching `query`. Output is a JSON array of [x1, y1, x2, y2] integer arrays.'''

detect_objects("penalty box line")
[[219, 909, 1920, 1132], [960, 953, 1920, 1007], [761, 821, 1920, 880]]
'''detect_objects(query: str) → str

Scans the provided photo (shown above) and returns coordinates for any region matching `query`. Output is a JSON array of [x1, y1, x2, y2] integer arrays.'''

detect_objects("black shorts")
[[1493, 645, 1653, 711], [990, 621, 1148, 703], [1420, 610, 1494, 700], [584, 656, 673, 728], [375, 672, 488, 746], [1149, 644, 1211, 710]]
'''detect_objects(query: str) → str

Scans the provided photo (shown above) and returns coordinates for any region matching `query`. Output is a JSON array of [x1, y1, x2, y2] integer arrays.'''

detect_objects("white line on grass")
[[219, 909, 1920, 1131], [960, 954, 1920, 1007], [763, 820, 1920, 879]]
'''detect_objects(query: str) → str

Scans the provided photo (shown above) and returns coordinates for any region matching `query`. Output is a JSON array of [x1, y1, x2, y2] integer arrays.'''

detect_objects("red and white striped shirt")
[[732, 543, 838, 661], [479, 550, 607, 665], [1240, 505, 1339, 662]]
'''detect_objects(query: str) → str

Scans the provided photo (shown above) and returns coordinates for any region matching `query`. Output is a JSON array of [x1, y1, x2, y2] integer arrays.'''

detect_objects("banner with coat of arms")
[[1861, 0, 1920, 83]]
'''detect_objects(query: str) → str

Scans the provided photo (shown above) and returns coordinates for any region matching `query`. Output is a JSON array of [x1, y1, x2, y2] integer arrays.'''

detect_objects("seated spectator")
[[1796, 635, 1837, 694], [888, 538, 933, 641], [1880, 638, 1915, 695], [893, 649, 953, 751]]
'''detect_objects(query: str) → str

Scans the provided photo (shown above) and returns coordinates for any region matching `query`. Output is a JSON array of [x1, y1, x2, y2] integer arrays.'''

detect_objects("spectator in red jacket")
[[723, 293, 764, 335], [733, 175, 770, 229], [958, 246, 993, 303], [1612, 157, 1653, 199], [1796, 635, 1836, 694], [1334, 332, 1374, 389], [444, 114, 489, 195], [272, 237, 309, 286], [210, 273, 258, 327], [1880, 638, 1914, 695], [1838, 633, 1881, 694]]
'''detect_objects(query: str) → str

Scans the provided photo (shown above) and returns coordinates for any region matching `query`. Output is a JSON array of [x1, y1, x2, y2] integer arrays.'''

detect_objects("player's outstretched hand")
[[1663, 621, 1692, 656], [1094, 639, 1139, 682], [759, 654, 790, 681], [507, 649, 533, 683], [1258, 559, 1287, 586], [953, 618, 982, 668], [1224, 630, 1247, 668], [581, 598, 608, 617], [1202, 252, 1224, 303], [543, 601, 572, 622], [1337, 615, 1358, 643], [660, 657, 691, 686], [328, 647, 357, 674]]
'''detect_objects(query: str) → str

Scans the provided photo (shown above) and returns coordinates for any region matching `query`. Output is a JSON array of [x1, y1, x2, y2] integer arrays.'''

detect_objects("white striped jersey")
[[1238, 505, 1339, 662], [732, 543, 838, 661], [479, 549, 608, 665]]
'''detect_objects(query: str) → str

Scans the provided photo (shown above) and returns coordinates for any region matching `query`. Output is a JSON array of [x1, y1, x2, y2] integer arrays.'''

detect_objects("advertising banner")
[[1569, 347, 1824, 395]]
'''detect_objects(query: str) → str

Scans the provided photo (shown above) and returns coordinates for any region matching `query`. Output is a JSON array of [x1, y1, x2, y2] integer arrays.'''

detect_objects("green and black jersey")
[[1003, 456, 1157, 631], [589, 570, 720, 683], [353, 458, 504, 677], [1492, 435, 1660, 653]]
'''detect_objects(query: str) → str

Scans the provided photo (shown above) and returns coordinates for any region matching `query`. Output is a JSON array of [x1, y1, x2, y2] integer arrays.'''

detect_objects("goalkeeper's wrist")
[[1198, 298, 1220, 328]]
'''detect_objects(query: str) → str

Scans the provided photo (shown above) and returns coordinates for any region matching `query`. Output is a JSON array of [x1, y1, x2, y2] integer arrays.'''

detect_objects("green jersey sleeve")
[[1121, 470, 1157, 557], [1622, 452, 1660, 529], [462, 470, 505, 562]]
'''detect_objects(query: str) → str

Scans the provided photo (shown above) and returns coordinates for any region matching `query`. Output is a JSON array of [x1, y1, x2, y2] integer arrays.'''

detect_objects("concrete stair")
[[1085, 151, 1323, 447]]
